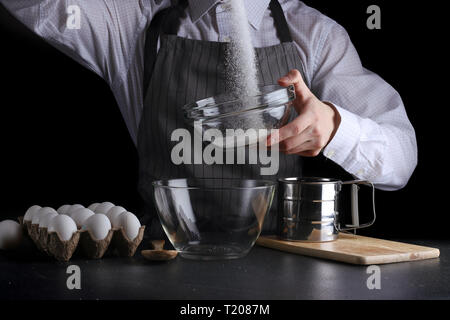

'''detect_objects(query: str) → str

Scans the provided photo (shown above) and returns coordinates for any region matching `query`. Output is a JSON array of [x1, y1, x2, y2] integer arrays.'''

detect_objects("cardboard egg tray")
[[19, 216, 145, 262]]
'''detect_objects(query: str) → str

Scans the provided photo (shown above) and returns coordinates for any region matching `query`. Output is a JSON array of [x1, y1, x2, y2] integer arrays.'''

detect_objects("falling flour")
[[222, 0, 267, 148], [225, 0, 260, 98]]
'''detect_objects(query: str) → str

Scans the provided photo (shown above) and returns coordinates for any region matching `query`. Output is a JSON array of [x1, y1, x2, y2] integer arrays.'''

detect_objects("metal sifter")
[[277, 177, 376, 242]]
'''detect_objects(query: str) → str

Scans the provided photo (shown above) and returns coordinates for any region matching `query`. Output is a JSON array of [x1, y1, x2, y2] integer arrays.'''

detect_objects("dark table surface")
[[0, 235, 449, 300]]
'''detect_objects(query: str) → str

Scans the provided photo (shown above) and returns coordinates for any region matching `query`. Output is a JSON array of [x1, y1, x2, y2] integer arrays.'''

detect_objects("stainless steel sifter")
[[277, 177, 376, 242]]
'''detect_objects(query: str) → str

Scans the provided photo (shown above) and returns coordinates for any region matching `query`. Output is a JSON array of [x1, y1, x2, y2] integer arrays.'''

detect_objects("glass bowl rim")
[[152, 178, 277, 191], [183, 84, 295, 122], [279, 177, 342, 185]]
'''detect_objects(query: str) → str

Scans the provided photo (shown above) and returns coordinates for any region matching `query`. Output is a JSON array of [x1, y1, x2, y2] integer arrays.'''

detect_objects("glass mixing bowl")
[[183, 85, 295, 148], [152, 178, 276, 260]]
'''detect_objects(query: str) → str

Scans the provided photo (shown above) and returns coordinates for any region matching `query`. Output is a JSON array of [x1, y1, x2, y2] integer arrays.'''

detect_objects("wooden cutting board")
[[256, 234, 440, 265]]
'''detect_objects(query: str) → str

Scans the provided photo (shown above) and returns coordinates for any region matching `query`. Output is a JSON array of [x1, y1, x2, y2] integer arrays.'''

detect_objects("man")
[[0, 0, 417, 235]]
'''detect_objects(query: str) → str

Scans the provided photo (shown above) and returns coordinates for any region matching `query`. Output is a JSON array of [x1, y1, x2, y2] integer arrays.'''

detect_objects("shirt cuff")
[[322, 103, 361, 174]]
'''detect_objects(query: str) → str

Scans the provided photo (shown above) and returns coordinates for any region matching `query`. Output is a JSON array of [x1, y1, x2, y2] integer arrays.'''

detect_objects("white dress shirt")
[[0, 0, 418, 191]]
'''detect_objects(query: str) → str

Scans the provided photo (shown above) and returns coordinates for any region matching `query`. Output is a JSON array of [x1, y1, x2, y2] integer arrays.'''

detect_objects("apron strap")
[[161, 0, 189, 35], [143, 0, 188, 98], [269, 0, 293, 43], [143, 7, 170, 99], [143, 0, 293, 98]]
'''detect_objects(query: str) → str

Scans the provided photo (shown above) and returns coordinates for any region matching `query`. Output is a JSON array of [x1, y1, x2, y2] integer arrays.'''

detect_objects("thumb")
[[278, 69, 312, 105]]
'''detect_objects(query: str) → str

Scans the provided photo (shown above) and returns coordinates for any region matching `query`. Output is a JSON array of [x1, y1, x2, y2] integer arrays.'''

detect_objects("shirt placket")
[[215, 1, 232, 42]]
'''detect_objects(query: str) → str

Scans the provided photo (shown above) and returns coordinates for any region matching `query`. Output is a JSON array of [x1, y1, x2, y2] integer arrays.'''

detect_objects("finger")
[[279, 129, 312, 152], [278, 69, 312, 103], [267, 114, 312, 146], [284, 139, 316, 155]]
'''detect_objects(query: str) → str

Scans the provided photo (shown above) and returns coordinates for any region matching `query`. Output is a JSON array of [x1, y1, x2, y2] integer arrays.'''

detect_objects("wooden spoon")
[[141, 240, 178, 261]]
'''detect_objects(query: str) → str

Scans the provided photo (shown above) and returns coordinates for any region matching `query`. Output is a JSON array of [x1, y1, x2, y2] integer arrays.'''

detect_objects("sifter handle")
[[338, 180, 376, 231]]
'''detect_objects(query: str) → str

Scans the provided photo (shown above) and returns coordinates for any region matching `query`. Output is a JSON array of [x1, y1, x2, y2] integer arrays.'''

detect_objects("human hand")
[[267, 69, 341, 157]]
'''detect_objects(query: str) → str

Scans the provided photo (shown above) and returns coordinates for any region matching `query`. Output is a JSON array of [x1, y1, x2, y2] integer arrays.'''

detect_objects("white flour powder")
[[225, 0, 260, 97], [222, 0, 266, 148]]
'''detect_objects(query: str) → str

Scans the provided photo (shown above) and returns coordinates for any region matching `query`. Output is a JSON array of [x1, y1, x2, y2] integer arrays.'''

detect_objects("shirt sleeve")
[[0, 0, 158, 85], [311, 21, 418, 191]]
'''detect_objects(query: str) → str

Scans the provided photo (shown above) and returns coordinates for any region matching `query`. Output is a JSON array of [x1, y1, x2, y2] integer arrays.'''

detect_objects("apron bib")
[[137, 0, 308, 237]]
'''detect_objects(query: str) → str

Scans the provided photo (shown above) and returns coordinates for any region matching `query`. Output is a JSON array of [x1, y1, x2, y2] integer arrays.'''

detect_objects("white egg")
[[31, 214, 40, 226], [106, 205, 126, 219], [119, 212, 141, 241], [82, 214, 111, 241], [57, 204, 72, 215], [94, 202, 115, 214], [109, 211, 126, 229], [48, 215, 77, 241], [0, 220, 23, 250], [87, 203, 100, 211], [39, 212, 58, 229], [24, 205, 41, 222], [67, 204, 84, 217], [71, 208, 94, 228], [33, 207, 57, 225]]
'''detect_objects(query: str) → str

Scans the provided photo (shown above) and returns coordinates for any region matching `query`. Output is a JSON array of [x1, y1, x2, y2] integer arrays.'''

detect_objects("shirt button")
[[223, 36, 231, 42], [325, 150, 336, 158], [357, 169, 365, 176]]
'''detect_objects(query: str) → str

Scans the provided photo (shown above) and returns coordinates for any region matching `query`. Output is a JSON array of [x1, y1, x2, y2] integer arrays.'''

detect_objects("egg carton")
[[19, 216, 145, 262]]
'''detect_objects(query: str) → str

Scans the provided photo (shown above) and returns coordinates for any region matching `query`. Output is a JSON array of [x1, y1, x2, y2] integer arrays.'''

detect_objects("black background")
[[0, 1, 447, 239]]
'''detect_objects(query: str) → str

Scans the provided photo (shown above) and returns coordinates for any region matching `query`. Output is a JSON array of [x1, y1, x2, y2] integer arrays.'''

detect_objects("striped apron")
[[137, 0, 309, 238]]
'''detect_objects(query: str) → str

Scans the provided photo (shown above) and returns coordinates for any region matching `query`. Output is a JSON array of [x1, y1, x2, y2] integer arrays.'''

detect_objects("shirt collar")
[[187, 0, 271, 30]]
